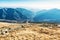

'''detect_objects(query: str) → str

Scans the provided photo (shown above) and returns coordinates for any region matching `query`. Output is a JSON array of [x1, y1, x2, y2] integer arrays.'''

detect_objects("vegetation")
[[0, 22, 60, 40]]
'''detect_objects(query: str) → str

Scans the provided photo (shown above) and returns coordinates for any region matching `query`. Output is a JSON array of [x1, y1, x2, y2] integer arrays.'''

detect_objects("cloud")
[[0, 0, 60, 9]]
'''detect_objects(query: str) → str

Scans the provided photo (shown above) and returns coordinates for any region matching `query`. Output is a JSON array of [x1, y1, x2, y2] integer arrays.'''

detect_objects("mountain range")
[[0, 8, 60, 23], [0, 8, 34, 22], [33, 8, 60, 23]]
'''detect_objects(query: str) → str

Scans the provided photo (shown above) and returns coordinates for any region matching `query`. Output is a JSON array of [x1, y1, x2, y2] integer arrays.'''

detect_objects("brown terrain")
[[0, 22, 60, 40]]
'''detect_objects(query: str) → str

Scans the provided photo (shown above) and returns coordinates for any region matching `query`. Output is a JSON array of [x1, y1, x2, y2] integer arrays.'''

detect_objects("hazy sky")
[[0, 0, 60, 9]]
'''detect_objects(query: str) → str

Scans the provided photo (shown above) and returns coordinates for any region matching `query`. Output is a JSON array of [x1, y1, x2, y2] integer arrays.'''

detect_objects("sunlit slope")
[[0, 22, 60, 40]]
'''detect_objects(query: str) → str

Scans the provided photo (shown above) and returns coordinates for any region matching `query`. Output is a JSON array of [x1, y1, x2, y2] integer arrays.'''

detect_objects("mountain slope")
[[33, 9, 60, 23], [0, 8, 34, 22]]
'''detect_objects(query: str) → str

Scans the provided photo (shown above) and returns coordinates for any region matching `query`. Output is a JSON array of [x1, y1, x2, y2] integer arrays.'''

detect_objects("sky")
[[0, 0, 60, 9]]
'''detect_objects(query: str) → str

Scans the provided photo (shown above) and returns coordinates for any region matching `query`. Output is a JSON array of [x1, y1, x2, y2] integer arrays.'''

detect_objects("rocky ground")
[[0, 22, 60, 40]]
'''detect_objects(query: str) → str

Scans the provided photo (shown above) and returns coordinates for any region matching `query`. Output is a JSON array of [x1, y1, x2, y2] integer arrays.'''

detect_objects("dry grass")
[[0, 22, 60, 40]]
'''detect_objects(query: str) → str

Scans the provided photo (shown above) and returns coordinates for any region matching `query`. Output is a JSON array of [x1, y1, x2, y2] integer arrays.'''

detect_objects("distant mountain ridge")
[[0, 8, 60, 23], [0, 8, 34, 22], [33, 8, 60, 23]]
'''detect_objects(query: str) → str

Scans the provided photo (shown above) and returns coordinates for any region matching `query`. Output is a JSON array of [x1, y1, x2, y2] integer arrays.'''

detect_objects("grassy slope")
[[0, 22, 60, 40]]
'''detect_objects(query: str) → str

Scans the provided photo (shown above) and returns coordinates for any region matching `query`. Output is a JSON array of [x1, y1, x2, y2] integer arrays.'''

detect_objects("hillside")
[[0, 22, 60, 40], [0, 8, 60, 23], [33, 9, 60, 23], [0, 8, 34, 22]]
